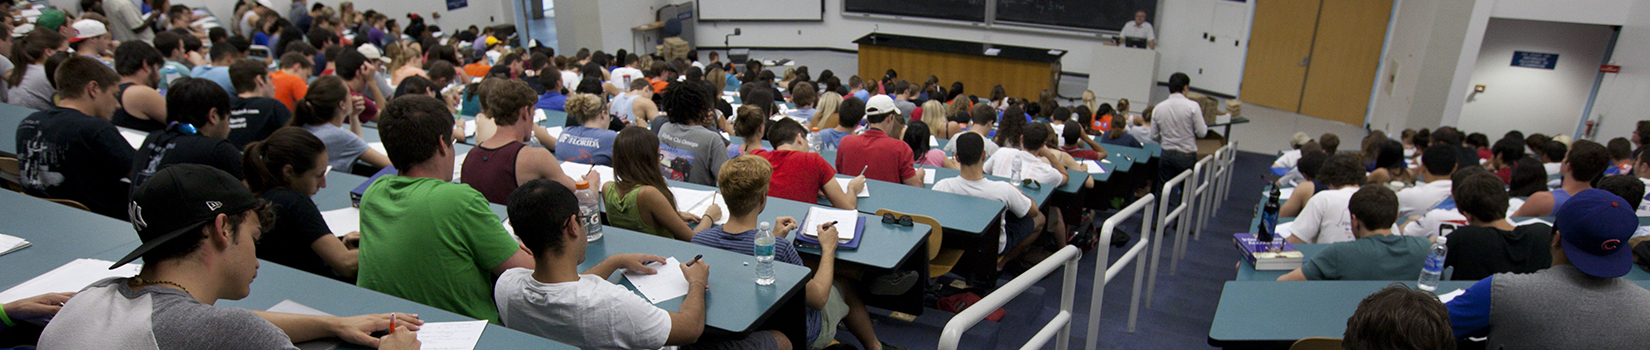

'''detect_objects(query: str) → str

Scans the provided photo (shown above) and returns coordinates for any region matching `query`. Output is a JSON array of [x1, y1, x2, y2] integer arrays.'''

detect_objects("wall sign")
[[1512, 51, 1558, 70], [446, 0, 467, 11]]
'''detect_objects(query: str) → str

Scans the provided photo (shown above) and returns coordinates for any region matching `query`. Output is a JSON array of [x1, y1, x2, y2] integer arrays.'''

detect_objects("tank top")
[[603, 182, 670, 239], [1549, 188, 1577, 216], [610, 93, 640, 123], [460, 142, 526, 204], [111, 82, 166, 132]]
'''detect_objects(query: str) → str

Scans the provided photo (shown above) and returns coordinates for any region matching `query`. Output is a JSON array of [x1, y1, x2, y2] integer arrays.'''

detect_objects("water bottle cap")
[[575, 180, 590, 190], [812, 127, 820, 132], [1435, 236, 1446, 244], [759, 221, 771, 230]]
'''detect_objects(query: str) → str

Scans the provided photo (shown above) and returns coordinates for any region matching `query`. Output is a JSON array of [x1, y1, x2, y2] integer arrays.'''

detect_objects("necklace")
[[129, 276, 190, 295]]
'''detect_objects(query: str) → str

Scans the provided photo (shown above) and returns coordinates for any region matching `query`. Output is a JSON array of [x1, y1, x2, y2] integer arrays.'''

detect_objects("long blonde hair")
[[1082, 90, 1099, 114], [814, 92, 843, 129], [921, 100, 947, 137]]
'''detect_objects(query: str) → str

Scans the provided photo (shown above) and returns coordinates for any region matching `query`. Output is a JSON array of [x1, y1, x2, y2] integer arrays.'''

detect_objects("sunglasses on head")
[[881, 213, 913, 227], [1020, 179, 1042, 190]]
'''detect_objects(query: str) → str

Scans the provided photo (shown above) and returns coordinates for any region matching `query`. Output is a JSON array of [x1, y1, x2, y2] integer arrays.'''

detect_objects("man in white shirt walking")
[[1151, 72, 1206, 198], [1121, 10, 1156, 49]]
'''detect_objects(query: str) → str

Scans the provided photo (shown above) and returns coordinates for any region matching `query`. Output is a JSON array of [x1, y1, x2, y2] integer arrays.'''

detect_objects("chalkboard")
[[843, 0, 987, 23], [994, 0, 1157, 31]]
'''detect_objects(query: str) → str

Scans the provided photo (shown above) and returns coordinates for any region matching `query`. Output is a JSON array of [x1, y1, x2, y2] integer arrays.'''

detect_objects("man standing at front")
[[1151, 72, 1205, 198], [1121, 10, 1156, 49]]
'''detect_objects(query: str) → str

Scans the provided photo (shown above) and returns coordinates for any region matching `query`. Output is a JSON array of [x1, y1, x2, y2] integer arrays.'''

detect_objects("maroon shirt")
[[461, 142, 526, 204]]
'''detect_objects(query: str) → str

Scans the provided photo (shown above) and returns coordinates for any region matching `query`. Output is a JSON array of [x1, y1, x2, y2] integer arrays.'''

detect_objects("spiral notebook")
[[795, 207, 865, 250]]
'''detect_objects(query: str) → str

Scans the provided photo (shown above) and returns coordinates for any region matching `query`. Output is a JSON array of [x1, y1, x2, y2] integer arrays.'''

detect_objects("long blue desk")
[[1209, 280, 1650, 346], [663, 180, 932, 271], [0, 103, 31, 155], [817, 147, 1069, 200], [0, 189, 572, 349]]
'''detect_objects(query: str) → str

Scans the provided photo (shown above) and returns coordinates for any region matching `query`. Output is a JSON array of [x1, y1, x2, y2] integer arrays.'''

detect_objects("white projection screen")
[[697, 0, 824, 21]]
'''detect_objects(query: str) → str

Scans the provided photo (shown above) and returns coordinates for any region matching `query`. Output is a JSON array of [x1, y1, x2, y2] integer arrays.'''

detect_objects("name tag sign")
[[1512, 51, 1558, 70]]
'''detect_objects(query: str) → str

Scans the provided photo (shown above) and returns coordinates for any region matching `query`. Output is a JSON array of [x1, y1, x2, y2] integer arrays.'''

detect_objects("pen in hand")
[[685, 255, 703, 266], [821, 220, 839, 230]]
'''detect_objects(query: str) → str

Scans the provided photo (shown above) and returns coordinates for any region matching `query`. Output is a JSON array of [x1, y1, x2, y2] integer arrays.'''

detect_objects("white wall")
[[1367, 0, 1479, 135], [553, 0, 674, 57], [54, 0, 512, 39], [1457, 18, 1613, 138], [686, 0, 1252, 97], [1588, 0, 1650, 142], [1491, 0, 1634, 26]]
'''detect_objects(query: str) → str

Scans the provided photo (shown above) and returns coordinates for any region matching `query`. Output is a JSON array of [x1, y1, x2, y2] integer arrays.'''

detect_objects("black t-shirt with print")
[[1444, 223, 1554, 281], [131, 128, 244, 189], [228, 96, 293, 148], [15, 107, 136, 219]]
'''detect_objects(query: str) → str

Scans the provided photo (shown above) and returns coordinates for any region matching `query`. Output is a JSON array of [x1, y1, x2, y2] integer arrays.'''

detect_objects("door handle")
[[1298, 56, 1310, 67]]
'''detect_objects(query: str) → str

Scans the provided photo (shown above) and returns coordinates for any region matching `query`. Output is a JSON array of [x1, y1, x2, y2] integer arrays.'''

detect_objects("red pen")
[[389, 313, 396, 334]]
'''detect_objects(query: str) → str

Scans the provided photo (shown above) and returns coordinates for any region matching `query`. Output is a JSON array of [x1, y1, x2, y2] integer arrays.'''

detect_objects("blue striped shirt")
[[689, 226, 817, 341]]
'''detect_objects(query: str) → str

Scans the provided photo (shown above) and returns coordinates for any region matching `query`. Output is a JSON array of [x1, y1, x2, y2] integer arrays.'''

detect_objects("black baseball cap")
[[112, 164, 262, 269]]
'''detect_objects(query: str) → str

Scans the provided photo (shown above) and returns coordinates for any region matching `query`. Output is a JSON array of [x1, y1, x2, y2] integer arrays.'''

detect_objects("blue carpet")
[[845, 152, 1275, 350]]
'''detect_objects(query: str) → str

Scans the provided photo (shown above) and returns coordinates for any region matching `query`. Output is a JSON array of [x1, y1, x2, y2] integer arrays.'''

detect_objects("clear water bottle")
[[575, 180, 603, 242], [754, 221, 776, 285], [1418, 236, 1447, 292], [808, 127, 823, 153]]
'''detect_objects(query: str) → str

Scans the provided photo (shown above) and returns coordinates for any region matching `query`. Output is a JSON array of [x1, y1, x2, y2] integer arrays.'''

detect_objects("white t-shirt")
[[493, 268, 671, 350], [1292, 186, 1359, 244], [1396, 179, 1452, 219], [1399, 208, 1467, 240], [1544, 162, 1562, 177], [1272, 149, 1302, 169], [934, 176, 1036, 251], [1639, 177, 1650, 216], [560, 70, 581, 92], [1121, 21, 1156, 41], [983, 148, 1064, 186], [610, 67, 645, 91]]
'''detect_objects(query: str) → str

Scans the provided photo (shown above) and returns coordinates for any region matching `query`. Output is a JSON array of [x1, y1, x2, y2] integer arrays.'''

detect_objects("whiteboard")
[[698, 0, 824, 21]]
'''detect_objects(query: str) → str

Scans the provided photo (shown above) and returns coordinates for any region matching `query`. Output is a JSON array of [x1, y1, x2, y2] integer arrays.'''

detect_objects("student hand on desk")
[[379, 326, 420, 350], [775, 217, 799, 238], [336, 312, 423, 348], [341, 231, 362, 249], [681, 205, 721, 224], [3, 292, 74, 324], [681, 259, 710, 290], [815, 225, 839, 250], [580, 171, 602, 190], [849, 175, 867, 195]]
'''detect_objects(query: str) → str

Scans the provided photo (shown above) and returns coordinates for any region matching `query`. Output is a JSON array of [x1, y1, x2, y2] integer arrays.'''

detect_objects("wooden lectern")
[[854, 33, 1065, 102]]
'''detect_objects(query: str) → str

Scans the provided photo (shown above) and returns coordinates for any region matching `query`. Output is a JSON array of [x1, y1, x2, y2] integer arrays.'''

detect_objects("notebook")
[[796, 207, 865, 249], [0, 233, 29, 256]]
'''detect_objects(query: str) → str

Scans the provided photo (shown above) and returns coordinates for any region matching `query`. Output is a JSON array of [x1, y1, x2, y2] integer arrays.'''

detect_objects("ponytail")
[[242, 127, 328, 193], [292, 76, 349, 126]]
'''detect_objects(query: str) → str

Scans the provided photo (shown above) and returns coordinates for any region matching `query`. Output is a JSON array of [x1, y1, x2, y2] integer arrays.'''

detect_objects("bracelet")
[[0, 302, 15, 327]]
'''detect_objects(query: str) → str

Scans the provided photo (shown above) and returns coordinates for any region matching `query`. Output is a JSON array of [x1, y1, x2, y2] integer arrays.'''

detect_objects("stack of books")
[[1234, 233, 1303, 270]]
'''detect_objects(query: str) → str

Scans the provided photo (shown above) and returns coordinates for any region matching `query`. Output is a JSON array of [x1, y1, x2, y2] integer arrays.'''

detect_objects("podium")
[[854, 33, 1064, 101]]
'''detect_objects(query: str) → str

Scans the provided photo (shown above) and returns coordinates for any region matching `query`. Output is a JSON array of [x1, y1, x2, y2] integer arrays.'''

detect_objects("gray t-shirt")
[[658, 122, 729, 186], [8, 64, 55, 110], [895, 99, 917, 118], [303, 123, 369, 171], [944, 131, 1000, 161], [39, 278, 297, 350]]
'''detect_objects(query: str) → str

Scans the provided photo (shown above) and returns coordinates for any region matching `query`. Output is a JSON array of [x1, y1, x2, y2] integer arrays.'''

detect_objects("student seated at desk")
[[1343, 285, 1455, 350], [1438, 171, 1553, 281], [465, 79, 593, 205], [7, 30, 68, 111], [936, 133, 1046, 271], [130, 78, 244, 189], [785, 83, 819, 126], [1512, 140, 1610, 217], [554, 93, 619, 166], [837, 95, 922, 187], [1488, 137, 1525, 184], [228, 58, 295, 148], [759, 118, 865, 210], [944, 104, 999, 160], [495, 180, 788, 350], [691, 156, 899, 350], [40, 165, 421, 349], [108, 41, 169, 133], [1271, 132, 1312, 169], [903, 120, 951, 168], [1539, 140, 1566, 176], [605, 126, 721, 241], [1274, 142, 1323, 189], [984, 121, 1067, 187], [1633, 149, 1650, 215], [244, 127, 363, 282], [727, 105, 770, 158], [294, 75, 391, 172], [1396, 145, 1458, 218], [1280, 186, 1430, 281], [658, 80, 729, 186], [358, 95, 536, 323], [1031, 123, 1093, 190], [1287, 154, 1367, 244], [1445, 189, 1650, 348], [15, 56, 135, 219], [817, 97, 863, 151], [608, 78, 652, 125], [1059, 124, 1101, 161]]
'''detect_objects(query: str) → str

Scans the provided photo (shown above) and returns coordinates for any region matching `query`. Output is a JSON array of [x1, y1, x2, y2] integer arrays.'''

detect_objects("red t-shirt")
[[1062, 145, 1100, 160], [835, 128, 916, 184], [754, 149, 835, 204], [352, 92, 379, 123]]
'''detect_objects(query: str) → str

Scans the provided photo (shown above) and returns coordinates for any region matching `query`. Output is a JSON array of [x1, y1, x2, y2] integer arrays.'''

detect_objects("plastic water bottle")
[[754, 221, 776, 285], [1010, 156, 1024, 182], [575, 180, 603, 242], [1418, 236, 1448, 292], [1258, 186, 1282, 244], [808, 127, 823, 153]]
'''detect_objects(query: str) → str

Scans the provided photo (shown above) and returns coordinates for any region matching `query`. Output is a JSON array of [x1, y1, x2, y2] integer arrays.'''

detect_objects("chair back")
[[1288, 337, 1342, 350], [874, 209, 942, 259], [44, 198, 90, 212]]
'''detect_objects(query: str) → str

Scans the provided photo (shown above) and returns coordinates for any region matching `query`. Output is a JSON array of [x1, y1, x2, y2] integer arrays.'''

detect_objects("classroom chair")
[[1288, 337, 1342, 350], [0, 157, 20, 192], [873, 209, 964, 278], [42, 197, 90, 212]]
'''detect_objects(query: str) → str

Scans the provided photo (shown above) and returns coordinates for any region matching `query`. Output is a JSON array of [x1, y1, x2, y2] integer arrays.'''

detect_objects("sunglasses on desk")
[[881, 213, 913, 227], [1020, 179, 1042, 190]]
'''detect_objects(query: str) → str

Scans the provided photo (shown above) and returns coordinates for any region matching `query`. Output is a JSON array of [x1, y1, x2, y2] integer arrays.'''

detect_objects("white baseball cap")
[[357, 45, 391, 64], [865, 94, 899, 116], [69, 19, 106, 42]]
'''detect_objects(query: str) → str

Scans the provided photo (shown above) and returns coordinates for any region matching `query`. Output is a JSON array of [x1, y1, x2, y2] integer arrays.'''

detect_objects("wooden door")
[[1238, 0, 1321, 112], [1297, 0, 1393, 125]]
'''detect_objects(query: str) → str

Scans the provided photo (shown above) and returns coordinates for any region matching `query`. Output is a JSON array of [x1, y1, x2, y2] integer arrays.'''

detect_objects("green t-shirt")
[[357, 176, 516, 323], [1302, 234, 1431, 281]]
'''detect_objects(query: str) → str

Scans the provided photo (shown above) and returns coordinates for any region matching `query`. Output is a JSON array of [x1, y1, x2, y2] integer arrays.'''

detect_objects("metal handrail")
[[1171, 157, 1210, 269], [1147, 169, 1191, 308], [1087, 193, 1156, 347], [938, 245, 1083, 350], [1193, 154, 1217, 240]]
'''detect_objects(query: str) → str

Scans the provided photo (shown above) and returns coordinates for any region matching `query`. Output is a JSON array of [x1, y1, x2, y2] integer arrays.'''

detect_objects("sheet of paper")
[[558, 163, 614, 186], [1514, 218, 1551, 227], [922, 168, 935, 184], [667, 187, 716, 213], [268, 300, 342, 350], [0, 259, 141, 303], [0, 233, 29, 256], [801, 207, 860, 242], [1505, 198, 1525, 218], [368, 142, 386, 156], [463, 120, 477, 138], [320, 207, 360, 237], [1436, 288, 1466, 304], [928, 135, 939, 147], [451, 153, 468, 182], [1273, 221, 1294, 239], [416, 320, 488, 350], [118, 128, 146, 149], [1081, 160, 1109, 174], [533, 109, 548, 123], [687, 193, 730, 225], [624, 257, 690, 304], [835, 177, 869, 197]]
